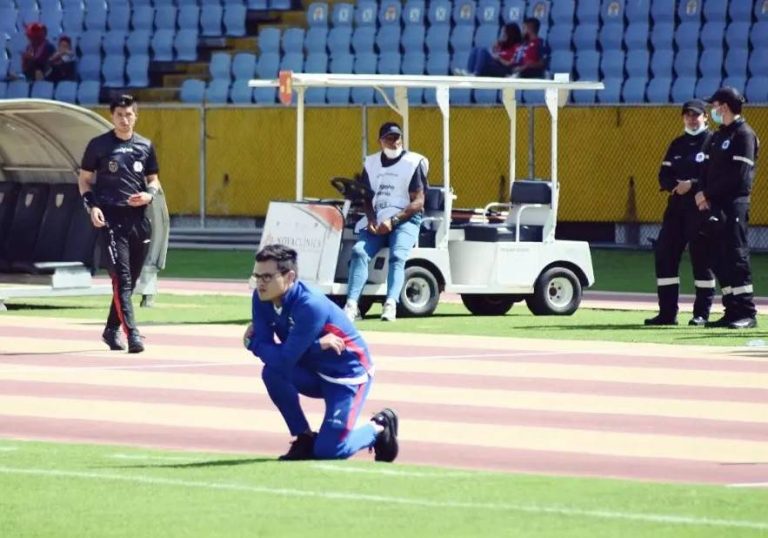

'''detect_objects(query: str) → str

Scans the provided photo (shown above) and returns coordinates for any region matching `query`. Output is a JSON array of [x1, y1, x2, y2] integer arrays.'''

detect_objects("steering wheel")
[[331, 177, 373, 201]]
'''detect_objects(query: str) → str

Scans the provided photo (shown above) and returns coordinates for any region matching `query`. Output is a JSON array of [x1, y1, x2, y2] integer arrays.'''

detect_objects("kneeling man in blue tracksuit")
[[244, 243, 399, 462]]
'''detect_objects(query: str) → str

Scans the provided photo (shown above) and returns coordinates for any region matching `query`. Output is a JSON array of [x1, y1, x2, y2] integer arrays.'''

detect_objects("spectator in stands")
[[453, 23, 523, 77], [21, 22, 55, 81], [46, 36, 77, 83], [511, 17, 547, 79]]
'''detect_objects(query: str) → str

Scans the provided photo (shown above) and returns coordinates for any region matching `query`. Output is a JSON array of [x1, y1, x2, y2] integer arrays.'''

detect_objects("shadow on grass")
[[0, 349, 103, 356], [4, 303, 92, 311], [141, 319, 252, 326], [113, 457, 274, 469]]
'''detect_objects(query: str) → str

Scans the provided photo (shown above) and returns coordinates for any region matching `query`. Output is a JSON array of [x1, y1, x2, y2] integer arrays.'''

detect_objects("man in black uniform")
[[78, 95, 162, 352], [645, 100, 715, 327], [696, 87, 760, 329]]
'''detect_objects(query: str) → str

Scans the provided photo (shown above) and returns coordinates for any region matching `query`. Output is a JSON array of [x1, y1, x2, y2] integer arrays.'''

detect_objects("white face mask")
[[684, 124, 707, 136], [382, 146, 403, 159]]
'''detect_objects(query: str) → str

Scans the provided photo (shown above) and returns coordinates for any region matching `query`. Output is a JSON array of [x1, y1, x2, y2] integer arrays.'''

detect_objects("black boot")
[[278, 431, 317, 461], [102, 328, 126, 351], [127, 331, 144, 354], [644, 314, 678, 326]]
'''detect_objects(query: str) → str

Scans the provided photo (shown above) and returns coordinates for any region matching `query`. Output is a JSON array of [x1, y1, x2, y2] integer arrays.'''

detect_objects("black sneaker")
[[644, 315, 678, 326], [728, 317, 757, 329], [688, 316, 708, 327], [102, 328, 125, 351], [278, 431, 317, 461], [127, 331, 145, 354], [705, 316, 731, 328], [371, 408, 399, 463]]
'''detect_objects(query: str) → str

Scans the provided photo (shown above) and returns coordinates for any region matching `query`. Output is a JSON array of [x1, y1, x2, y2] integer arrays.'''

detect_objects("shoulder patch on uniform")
[[695, 152, 705, 162], [133, 161, 144, 173], [721, 140, 730, 150]]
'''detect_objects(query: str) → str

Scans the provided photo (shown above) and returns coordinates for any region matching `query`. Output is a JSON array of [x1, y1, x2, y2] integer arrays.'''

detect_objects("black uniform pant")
[[102, 207, 151, 335], [710, 198, 756, 321], [654, 199, 715, 319]]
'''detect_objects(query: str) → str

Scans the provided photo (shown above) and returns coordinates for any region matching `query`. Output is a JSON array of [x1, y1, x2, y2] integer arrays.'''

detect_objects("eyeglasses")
[[251, 270, 287, 284]]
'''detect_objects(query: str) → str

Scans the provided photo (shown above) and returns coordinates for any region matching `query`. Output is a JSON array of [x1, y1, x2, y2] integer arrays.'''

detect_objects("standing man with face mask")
[[343, 122, 428, 322], [78, 95, 161, 353], [695, 87, 760, 329], [645, 100, 715, 326]]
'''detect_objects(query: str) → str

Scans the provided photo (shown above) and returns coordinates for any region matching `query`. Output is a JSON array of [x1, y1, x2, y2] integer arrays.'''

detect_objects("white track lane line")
[[0, 362, 250, 374], [310, 463, 473, 478], [728, 482, 768, 488]]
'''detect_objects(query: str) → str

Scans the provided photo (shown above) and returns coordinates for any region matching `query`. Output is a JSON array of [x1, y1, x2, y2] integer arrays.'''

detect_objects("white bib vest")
[[364, 151, 428, 222]]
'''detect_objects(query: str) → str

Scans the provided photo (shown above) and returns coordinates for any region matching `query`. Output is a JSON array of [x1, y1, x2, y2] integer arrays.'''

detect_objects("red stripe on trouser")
[[339, 381, 367, 442], [110, 274, 129, 337]]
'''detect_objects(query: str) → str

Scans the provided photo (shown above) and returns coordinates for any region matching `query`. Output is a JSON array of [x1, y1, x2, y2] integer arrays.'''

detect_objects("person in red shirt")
[[21, 22, 55, 81], [512, 17, 547, 78], [454, 23, 522, 77]]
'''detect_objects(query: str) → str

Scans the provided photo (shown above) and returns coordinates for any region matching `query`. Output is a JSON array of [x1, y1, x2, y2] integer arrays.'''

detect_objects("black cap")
[[378, 122, 402, 139], [705, 86, 745, 111], [109, 94, 136, 111], [681, 99, 706, 115]]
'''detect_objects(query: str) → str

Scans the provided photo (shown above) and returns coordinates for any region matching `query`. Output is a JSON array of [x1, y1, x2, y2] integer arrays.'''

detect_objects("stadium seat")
[[502, 0, 526, 25], [646, 76, 671, 102], [232, 52, 256, 80], [674, 22, 700, 51], [749, 51, 768, 77], [626, 50, 649, 78], [727, 1, 752, 22], [201, 5, 223, 36], [722, 76, 746, 94], [151, 29, 175, 61], [426, 51, 450, 75], [174, 29, 199, 61], [650, 0, 674, 23], [450, 25, 474, 53], [354, 0, 377, 27], [745, 76, 768, 103], [402, 51, 426, 74], [549, 0, 573, 25], [78, 54, 101, 80], [598, 77, 622, 103], [79, 30, 103, 56], [477, 0, 500, 26], [327, 53, 352, 103], [126, 54, 149, 87], [725, 48, 748, 79], [0, 7, 17, 35], [54, 80, 78, 103], [725, 22, 750, 50], [573, 24, 598, 50], [677, 0, 701, 23], [601, 50, 625, 79], [270, 0, 292, 10], [674, 51, 698, 78], [426, 25, 450, 54], [305, 27, 328, 52], [575, 50, 600, 80], [127, 30, 151, 56], [107, 4, 130, 32], [304, 52, 328, 73], [281, 52, 303, 73], [209, 52, 231, 81], [103, 31, 127, 56], [131, 6, 154, 32], [450, 87, 472, 104], [428, 0, 451, 26], [751, 22, 768, 50], [402, 25, 425, 53], [622, 77, 648, 103], [671, 76, 696, 102], [403, 0, 425, 26], [282, 28, 305, 54], [650, 49, 673, 78], [547, 24, 573, 52], [154, 5, 176, 31], [601, 0, 625, 24], [307, 2, 328, 26], [451, 50, 469, 72], [178, 5, 200, 31], [378, 51, 401, 74], [576, 0, 599, 24], [180, 79, 205, 103], [474, 24, 499, 49], [756, 1, 768, 21], [549, 50, 574, 75], [650, 22, 674, 50], [352, 26, 375, 54], [331, 2, 354, 26], [328, 27, 353, 56], [206, 79, 230, 104], [230, 80, 253, 104], [599, 23, 623, 50], [376, 25, 401, 53], [699, 48, 723, 78], [77, 80, 100, 104], [259, 27, 281, 54], [702, 0, 727, 22], [249, 0, 269, 9], [700, 22, 725, 49], [62, 6, 84, 36], [352, 52, 376, 103], [694, 76, 721, 99], [41, 8, 64, 37], [452, 0, 475, 26], [256, 51, 280, 79], [31, 80, 54, 99], [572, 88, 595, 104], [102, 53, 126, 87], [521, 89, 545, 105], [624, 23, 649, 50], [379, 0, 402, 25], [84, 6, 107, 32]]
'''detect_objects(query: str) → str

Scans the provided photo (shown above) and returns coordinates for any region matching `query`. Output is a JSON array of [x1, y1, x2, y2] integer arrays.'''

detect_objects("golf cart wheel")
[[397, 266, 440, 317], [328, 295, 373, 318], [461, 294, 517, 316], [526, 267, 582, 316]]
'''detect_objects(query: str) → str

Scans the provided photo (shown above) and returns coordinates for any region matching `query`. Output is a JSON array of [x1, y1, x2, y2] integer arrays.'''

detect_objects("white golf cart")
[[249, 73, 603, 318]]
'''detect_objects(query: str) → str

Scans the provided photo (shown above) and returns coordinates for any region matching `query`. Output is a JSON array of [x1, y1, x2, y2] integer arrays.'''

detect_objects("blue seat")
[[703, 0, 727, 22], [306, 2, 328, 27], [131, 6, 154, 32], [722, 76, 746, 94], [282, 28, 305, 53], [7, 32, 28, 56], [0, 7, 17, 36], [601, 50, 625, 79], [677, 0, 702, 23], [248, 0, 268, 9], [402, 25, 424, 52], [201, 5, 222, 36], [477, 0, 500, 26], [451, 49, 469, 71], [77, 80, 100, 104], [83, 6, 107, 32], [426, 25, 450, 54], [102, 53, 125, 87], [572, 87, 595, 104], [526, 0, 551, 21], [107, 4, 130, 31], [209, 52, 231, 80], [575, 50, 600, 80], [751, 22, 768, 50], [230, 80, 254, 104], [521, 89, 545, 105], [547, 24, 573, 52], [253, 86, 276, 104], [103, 31, 126, 56], [624, 23, 649, 49], [671, 76, 696, 102], [174, 30, 198, 61], [649, 0, 674, 23], [755, 1, 768, 21], [452, 0, 476, 26], [352, 26, 375, 53], [259, 27, 281, 54], [576, 1, 599, 24], [154, 6, 176, 31], [223, 5, 246, 37], [725, 22, 750, 50], [573, 23, 598, 50], [724, 48, 748, 79], [402, 51, 425, 74], [646, 76, 671, 102], [428, 0, 451, 26], [650, 22, 674, 50], [305, 27, 328, 51], [30, 80, 54, 99], [626, 50, 649, 77], [378, 51, 401, 74], [472, 88, 497, 104], [502, 0, 526, 25], [622, 77, 647, 102], [178, 6, 200, 31], [206, 79, 229, 103], [474, 24, 498, 49], [674, 51, 698, 77], [281, 51, 304, 73], [305, 52, 328, 72], [180, 79, 205, 103], [127, 30, 151, 56], [699, 48, 723, 78], [695, 76, 721, 99], [41, 9, 64, 37], [256, 51, 280, 78], [700, 22, 724, 49], [331, 2, 354, 26], [78, 54, 101, 80], [450, 87, 472, 104], [328, 27, 352, 54], [376, 25, 401, 53], [745, 76, 768, 103], [650, 49, 673, 77], [78, 30, 103, 56], [232, 52, 256, 80], [426, 51, 449, 75], [0, 56, 8, 81], [450, 25, 474, 53], [548, 50, 574, 74], [327, 53, 352, 103], [354, 0, 377, 27], [126, 54, 149, 87], [54, 80, 78, 103], [674, 22, 700, 51], [601, 0, 626, 24], [403, 0, 425, 26], [352, 52, 376, 103], [379, 0, 401, 25], [750, 51, 768, 77], [725, 1, 750, 22], [599, 23, 623, 50], [597, 77, 622, 103]]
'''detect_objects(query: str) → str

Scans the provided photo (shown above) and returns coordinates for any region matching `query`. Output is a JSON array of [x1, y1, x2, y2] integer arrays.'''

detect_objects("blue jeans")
[[468, 47, 510, 77], [347, 215, 421, 303]]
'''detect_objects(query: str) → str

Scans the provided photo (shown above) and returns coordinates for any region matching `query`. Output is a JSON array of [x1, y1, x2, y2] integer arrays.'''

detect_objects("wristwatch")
[[390, 215, 400, 227]]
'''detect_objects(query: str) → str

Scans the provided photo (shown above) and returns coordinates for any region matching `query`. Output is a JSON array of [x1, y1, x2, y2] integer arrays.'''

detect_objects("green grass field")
[[1, 440, 766, 538]]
